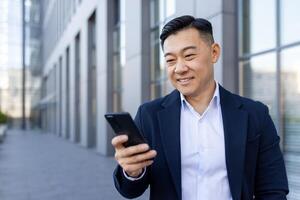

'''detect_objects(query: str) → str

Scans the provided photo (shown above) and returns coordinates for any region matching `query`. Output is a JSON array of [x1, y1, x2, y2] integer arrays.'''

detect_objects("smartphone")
[[104, 112, 147, 147]]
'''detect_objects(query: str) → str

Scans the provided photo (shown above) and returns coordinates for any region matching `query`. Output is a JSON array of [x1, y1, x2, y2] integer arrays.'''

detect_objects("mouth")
[[177, 77, 194, 85]]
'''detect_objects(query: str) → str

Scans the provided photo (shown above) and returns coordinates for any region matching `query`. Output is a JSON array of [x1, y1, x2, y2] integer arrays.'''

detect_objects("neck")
[[185, 80, 216, 114]]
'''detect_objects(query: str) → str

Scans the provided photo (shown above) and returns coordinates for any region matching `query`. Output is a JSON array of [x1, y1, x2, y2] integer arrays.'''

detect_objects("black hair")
[[159, 15, 214, 48]]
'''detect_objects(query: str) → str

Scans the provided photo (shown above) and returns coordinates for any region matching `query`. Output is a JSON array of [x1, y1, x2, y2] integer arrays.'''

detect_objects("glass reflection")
[[149, 0, 175, 99], [240, 53, 278, 126], [281, 46, 300, 200], [281, 0, 300, 45], [242, 0, 276, 54], [112, 0, 125, 112]]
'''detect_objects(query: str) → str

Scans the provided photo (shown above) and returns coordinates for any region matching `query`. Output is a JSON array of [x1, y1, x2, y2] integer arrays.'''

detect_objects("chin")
[[177, 88, 193, 97]]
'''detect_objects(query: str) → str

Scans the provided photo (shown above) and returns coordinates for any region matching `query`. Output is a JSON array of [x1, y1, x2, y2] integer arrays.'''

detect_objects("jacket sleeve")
[[254, 105, 289, 199], [113, 106, 150, 199]]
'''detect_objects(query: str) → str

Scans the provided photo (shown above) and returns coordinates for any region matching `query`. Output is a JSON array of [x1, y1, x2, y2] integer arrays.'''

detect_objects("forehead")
[[163, 28, 206, 54]]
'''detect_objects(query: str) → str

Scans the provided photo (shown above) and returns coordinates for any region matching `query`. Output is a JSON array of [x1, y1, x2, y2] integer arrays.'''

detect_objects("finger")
[[111, 135, 128, 149], [122, 150, 157, 165], [118, 143, 150, 158], [123, 160, 154, 174]]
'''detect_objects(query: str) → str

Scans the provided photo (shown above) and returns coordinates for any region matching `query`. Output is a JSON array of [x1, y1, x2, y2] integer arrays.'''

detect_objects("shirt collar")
[[180, 81, 220, 109]]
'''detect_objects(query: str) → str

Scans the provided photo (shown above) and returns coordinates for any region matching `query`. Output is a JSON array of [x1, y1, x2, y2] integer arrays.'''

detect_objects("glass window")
[[112, 0, 125, 112], [149, 0, 175, 100], [281, 0, 300, 45], [281, 46, 300, 199], [166, 0, 175, 18], [239, 53, 278, 127], [241, 0, 276, 54], [240, 1, 300, 197]]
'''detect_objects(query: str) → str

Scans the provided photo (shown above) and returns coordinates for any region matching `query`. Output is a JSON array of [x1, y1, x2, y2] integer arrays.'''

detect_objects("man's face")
[[163, 27, 220, 98]]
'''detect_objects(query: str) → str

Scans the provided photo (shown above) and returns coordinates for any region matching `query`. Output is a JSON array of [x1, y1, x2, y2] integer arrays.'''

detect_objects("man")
[[112, 15, 289, 200]]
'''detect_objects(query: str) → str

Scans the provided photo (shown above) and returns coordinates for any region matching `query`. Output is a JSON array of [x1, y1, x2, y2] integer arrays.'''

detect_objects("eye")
[[166, 58, 176, 65], [185, 54, 195, 60]]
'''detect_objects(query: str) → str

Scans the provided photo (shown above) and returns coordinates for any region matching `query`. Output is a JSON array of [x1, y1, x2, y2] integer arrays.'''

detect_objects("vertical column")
[[80, 19, 89, 147], [96, 0, 111, 155], [87, 11, 97, 148], [221, 0, 238, 93], [123, 0, 143, 115], [61, 52, 67, 138], [141, 0, 151, 102], [56, 60, 60, 135], [74, 33, 81, 143], [65, 47, 70, 139], [69, 40, 76, 142], [59, 56, 63, 137]]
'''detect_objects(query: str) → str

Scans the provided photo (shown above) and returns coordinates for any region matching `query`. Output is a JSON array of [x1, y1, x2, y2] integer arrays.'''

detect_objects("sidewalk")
[[0, 129, 149, 200]]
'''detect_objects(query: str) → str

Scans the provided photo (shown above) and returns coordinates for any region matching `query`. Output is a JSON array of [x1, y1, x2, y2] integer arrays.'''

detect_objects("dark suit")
[[114, 85, 289, 200]]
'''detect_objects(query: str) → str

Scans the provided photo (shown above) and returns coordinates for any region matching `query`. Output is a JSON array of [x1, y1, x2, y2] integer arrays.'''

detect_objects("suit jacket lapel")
[[156, 87, 248, 200], [157, 90, 182, 200], [219, 85, 248, 200]]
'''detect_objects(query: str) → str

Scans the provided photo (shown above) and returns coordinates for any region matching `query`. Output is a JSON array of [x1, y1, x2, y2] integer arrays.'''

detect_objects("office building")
[[29, 1, 300, 199]]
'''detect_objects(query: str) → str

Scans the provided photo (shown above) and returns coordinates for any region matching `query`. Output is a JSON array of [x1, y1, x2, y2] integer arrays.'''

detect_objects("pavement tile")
[[0, 129, 149, 200]]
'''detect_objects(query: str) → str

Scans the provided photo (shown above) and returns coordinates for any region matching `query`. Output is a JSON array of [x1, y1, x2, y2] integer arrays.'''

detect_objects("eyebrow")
[[164, 46, 197, 57]]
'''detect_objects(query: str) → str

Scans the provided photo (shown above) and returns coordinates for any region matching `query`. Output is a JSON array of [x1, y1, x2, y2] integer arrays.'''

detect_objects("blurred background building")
[[0, 0, 299, 199], [0, 0, 32, 127]]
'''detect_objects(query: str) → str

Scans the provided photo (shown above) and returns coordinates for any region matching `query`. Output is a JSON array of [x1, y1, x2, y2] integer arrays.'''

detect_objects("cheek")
[[193, 57, 212, 71], [167, 67, 174, 79]]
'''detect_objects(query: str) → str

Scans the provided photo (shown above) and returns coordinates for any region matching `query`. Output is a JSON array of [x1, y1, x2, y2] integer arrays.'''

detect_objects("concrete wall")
[[43, 0, 99, 148], [123, 0, 143, 116]]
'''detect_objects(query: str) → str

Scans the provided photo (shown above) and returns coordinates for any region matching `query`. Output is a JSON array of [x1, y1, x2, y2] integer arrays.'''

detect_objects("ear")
[[211, 43, 221, 63]]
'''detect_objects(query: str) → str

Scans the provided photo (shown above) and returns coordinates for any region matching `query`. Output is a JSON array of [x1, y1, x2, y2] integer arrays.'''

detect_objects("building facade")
[[33, 0, 299, 199]]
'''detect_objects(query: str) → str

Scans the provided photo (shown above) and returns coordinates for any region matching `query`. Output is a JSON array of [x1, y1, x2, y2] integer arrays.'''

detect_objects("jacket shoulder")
[[138, 90, 178, 112], [236, 94, 268, 114]]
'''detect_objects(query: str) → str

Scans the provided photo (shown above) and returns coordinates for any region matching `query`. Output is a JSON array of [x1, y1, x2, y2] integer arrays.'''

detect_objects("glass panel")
[[159, 0, 164, 23], [242, 0, 276, 54], [150, 0, 159, 28], [165, 0, 175, 18], [159, 45, 166, 81], [111, 0, 125, 112], [149, 0, 175, 98], [113, 0, 120, 26], [113, 53, 121, 91], [150, 29, 160, 82], [281, 0, 300, 45], [281, 46, 300, 200], [150, 83, 161, 100], [240, 53, 278, 127]]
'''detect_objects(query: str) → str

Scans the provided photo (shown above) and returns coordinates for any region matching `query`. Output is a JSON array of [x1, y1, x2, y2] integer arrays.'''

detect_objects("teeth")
[[178, 78, 191, 82]]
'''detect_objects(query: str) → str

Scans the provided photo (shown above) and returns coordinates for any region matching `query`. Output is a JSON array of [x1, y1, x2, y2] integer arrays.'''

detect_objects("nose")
[[174, 60, 188, 74]]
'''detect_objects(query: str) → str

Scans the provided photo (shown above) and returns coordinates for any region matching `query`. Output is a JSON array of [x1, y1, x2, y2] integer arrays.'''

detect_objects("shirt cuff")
[[123, 167, 146, 181]]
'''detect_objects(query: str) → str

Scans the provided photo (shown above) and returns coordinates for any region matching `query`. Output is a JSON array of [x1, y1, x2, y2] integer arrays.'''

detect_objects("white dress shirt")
[[180, 82, 232, 200]]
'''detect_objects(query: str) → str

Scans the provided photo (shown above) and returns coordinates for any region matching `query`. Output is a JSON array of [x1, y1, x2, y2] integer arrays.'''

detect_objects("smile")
[[177, 77, 194, 84]]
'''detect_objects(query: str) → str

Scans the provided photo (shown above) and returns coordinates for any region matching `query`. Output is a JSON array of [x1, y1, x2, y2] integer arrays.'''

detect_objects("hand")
[[112, 134, 157, 177]]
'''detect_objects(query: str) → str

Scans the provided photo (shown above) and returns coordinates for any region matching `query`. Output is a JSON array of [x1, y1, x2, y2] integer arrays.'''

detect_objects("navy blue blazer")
[[114, 85, 289, 200]]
